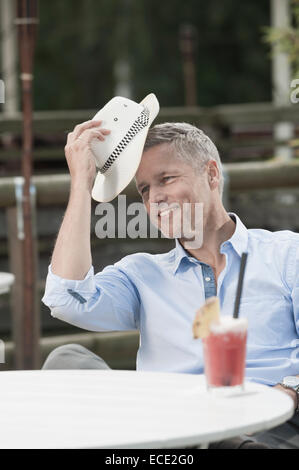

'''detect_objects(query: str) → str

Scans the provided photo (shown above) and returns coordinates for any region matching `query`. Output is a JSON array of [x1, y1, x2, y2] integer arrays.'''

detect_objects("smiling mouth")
[[158, 204, 181, 218]]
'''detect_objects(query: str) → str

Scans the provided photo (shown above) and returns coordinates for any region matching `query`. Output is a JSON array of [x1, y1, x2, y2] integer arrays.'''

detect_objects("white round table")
[[0, 272, 15, 295], [0, 370, 294, 449]]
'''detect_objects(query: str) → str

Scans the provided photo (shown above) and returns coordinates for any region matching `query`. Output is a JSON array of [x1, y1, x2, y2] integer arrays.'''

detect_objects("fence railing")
[[1, 159, 299, 208], [1, 102, 299, 132], [1, 102, 299, 170]]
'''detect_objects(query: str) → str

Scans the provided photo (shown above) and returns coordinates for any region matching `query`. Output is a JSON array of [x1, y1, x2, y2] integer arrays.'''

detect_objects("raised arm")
[[51, 120, 110, 280]]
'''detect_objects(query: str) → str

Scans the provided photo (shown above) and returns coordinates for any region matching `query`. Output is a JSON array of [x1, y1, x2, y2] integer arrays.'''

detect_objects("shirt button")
[[205, 277, 211, 282]]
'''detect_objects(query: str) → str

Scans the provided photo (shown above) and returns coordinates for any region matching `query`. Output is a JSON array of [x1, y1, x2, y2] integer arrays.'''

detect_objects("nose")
[[148, 187, 168, 205], [147, 188, 168, 223]]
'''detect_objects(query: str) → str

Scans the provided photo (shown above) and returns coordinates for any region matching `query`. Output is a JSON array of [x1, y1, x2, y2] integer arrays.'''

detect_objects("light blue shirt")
[[42, 212, 299, 386]]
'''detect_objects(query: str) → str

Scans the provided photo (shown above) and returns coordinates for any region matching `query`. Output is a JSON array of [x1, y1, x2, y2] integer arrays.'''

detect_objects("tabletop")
[[0, 272, 15, 295], [0, 370, 294, 449]]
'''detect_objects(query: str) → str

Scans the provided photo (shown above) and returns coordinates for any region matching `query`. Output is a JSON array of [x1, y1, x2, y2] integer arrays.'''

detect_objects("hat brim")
[[91, 93, 159, 202]]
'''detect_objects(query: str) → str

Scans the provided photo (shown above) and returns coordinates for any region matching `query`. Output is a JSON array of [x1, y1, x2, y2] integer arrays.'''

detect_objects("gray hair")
[[143, 122, 224, 199]]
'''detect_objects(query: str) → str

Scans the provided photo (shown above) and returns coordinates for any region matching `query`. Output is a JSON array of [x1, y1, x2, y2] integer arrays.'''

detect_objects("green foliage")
[[33, 0, 271, 110], [262, 0, 299, 78]]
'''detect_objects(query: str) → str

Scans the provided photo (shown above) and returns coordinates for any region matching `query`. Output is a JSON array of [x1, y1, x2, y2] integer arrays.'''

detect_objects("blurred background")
[[0, 0, 298, 369], [2, 0, 274, 110]]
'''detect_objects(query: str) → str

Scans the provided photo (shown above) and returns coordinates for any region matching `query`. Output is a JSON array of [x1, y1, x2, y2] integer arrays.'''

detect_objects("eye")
[[141, 186, 149, 195], [162, 176, 173, 182]]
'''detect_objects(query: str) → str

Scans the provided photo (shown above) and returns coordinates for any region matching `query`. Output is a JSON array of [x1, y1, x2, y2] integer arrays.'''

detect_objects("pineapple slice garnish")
[[193, 296, 220, 339]]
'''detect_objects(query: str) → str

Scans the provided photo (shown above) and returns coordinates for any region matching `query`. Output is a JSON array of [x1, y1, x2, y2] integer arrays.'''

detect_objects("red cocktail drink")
[[203, 317, 248, 390]]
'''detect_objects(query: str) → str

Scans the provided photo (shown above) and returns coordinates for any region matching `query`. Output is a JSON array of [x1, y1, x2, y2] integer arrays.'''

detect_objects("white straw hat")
[[90, 93, 160, 202]]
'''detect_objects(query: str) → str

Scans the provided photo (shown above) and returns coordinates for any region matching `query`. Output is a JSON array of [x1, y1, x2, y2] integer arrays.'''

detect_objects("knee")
[[41, 343, 111, 370], [42, 343, 88, 370]]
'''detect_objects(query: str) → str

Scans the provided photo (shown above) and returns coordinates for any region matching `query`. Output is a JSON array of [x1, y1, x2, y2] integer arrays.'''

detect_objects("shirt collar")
[[225, 212, 249, 257], [171, 212, 248, 275]]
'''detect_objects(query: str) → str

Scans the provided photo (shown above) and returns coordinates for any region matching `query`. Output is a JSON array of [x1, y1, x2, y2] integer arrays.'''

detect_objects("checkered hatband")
[[98, 107, 150, 174]]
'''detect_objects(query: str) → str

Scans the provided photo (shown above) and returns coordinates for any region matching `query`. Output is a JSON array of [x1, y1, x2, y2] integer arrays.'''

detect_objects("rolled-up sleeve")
[[41, 263, 140, 331]]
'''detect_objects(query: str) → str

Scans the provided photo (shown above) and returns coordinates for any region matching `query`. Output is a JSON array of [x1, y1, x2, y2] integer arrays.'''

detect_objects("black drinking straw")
[[233, 252, 248, 319]]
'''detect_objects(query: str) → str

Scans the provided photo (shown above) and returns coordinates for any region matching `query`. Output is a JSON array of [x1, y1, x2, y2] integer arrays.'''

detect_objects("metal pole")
[[114, 0, 132, 99], [15, 0, 39, 369], [179, 24, 198, 106]]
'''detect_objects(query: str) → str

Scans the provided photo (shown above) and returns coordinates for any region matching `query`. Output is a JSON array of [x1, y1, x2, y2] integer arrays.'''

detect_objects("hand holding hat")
[[64, 120, 111, 193]]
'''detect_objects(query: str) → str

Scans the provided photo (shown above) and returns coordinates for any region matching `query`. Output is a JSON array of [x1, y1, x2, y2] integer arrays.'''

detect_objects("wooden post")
[[15, 0, 40, 369], [113, 0, 132, 99], [179, 24, 198, 107]]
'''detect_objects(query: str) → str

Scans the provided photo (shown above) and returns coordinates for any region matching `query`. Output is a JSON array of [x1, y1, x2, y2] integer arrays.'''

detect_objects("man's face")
[[135, 144, 212, 241]]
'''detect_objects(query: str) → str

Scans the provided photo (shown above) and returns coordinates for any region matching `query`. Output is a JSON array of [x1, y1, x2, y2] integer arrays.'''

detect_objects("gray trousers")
[[42, 344, 299, 449]]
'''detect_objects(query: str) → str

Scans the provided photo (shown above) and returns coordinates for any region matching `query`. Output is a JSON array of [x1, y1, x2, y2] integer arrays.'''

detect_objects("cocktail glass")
[[203, 317, 248, 394]]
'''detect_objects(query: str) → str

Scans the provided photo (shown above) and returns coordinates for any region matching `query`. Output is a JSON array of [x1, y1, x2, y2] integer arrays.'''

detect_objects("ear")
[[207, 160, 220, 190]]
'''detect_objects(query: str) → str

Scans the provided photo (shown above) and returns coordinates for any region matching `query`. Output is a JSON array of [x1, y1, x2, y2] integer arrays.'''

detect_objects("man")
[[42, 119, 299, 449]]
